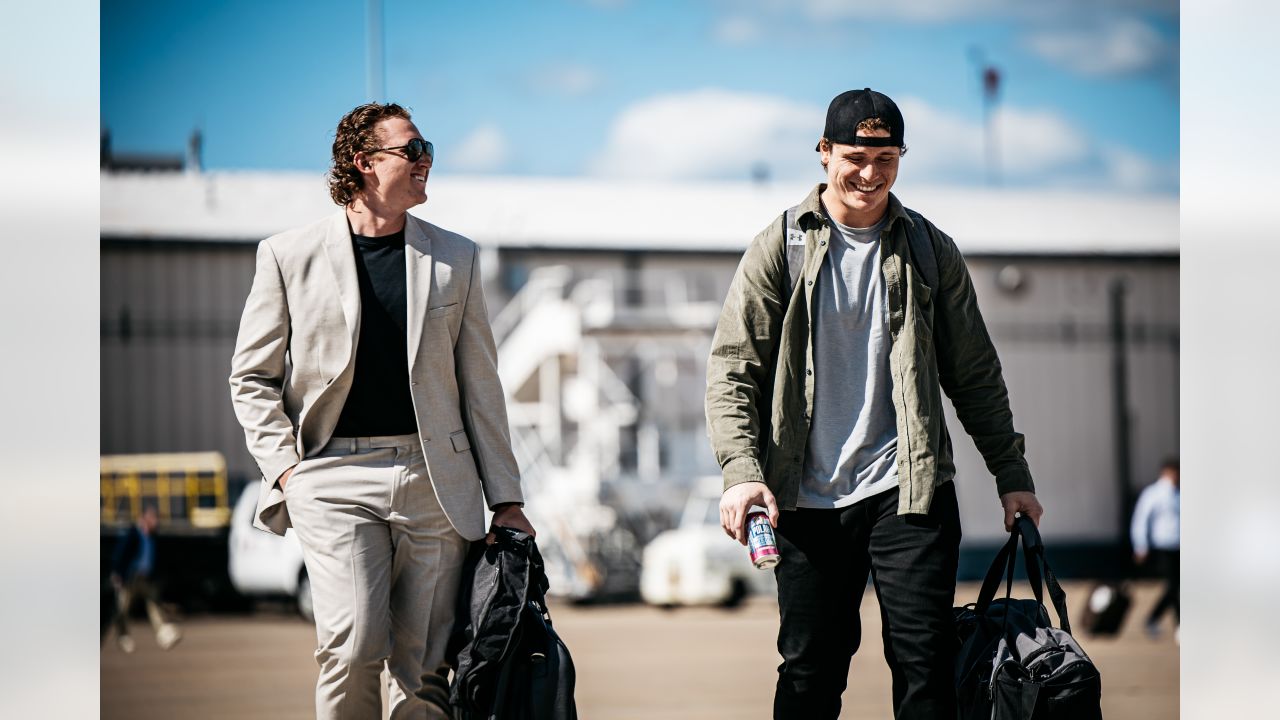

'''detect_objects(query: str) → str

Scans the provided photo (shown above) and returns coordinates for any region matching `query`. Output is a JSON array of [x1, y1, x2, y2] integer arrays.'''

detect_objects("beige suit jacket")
[[229, 209, 523, 541]]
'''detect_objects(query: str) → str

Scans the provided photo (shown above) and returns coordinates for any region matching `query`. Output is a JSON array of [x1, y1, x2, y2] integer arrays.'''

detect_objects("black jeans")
[[773, 481, 962, 720], [1147, 548, 1180, 625]]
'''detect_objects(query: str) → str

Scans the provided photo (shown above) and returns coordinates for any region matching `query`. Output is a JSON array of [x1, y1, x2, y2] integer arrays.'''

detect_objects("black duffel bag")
[[955, 516, 1103, 720], [449, 528, 578, 720]]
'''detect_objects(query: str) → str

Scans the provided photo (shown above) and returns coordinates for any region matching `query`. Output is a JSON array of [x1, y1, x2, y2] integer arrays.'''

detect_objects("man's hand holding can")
[[719, 480, 780, 545]]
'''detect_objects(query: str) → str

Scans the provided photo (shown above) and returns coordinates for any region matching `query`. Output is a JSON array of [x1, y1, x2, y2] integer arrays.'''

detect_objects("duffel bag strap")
[[1014, 516, 1073, 633], [975, 529, 1020, 615], [975, 518, 1073, 634]]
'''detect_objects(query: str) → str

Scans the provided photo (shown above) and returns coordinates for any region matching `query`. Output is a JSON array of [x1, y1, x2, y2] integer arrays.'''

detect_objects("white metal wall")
[[949, 259, 1179, 544], [101, 239, 1178, 545], [101, 241, 260, 489]]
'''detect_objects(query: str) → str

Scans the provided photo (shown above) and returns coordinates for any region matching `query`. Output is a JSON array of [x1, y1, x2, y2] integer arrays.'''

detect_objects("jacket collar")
[[321, 209, 435, 364], [403, 213, 433, 366], [795, 183, 913, 232], [322, 210, 360, 345]]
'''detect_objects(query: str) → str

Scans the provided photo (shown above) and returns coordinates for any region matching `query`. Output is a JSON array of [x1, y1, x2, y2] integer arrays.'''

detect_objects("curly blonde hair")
[[328, 102, 412, 206]]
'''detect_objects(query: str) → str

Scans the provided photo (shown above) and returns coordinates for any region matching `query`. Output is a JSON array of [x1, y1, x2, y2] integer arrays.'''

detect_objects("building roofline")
[[101, 171, 1178, 256]]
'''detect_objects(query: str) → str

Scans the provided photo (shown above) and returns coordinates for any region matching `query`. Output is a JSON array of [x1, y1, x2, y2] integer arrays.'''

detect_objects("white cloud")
[[994, 107, 1092, 174], [713, 16, 763, 46], [1025, 19, 1172, 76], [590, 89, 1172, 191], [1103, 145, 1176, 191], [803, 0, 1004, 22], [797, 0, 1176, 23], [904, 100, 1176, 190], [897, 97, 1090, 181], [587, 89, 825, 181], [708, 2, 1177, 79], [452, 124, 509, 173], [528, 63, 603, 97]]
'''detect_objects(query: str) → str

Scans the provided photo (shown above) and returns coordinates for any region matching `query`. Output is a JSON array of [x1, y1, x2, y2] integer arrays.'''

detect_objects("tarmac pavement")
[[102, 580, 1178, 719]]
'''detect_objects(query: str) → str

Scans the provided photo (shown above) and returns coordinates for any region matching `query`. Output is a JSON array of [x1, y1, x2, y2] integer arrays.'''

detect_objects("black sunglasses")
[[366, 137, 434, 163]]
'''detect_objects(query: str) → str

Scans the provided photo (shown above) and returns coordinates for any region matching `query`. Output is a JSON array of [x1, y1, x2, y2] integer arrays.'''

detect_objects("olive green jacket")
[[705, 184, 1034, 515]]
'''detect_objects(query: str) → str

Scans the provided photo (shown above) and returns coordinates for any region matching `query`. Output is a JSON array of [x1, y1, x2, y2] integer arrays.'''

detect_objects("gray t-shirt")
[[797, 211, 900, 509]]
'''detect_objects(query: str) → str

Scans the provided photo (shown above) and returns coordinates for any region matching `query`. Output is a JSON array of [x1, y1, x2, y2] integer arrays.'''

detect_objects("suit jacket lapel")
[[404, 214, 433, 368], [321, 210, 360, 352]]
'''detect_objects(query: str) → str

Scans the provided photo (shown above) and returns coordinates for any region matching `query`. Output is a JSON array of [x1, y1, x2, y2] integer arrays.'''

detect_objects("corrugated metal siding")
[[101, 242, 259, 487], [951, 258, 1179, 543], [101, 240, 1178, 543]]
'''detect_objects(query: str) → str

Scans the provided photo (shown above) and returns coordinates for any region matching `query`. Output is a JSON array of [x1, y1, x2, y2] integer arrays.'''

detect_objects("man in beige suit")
[[229, 102, 533, 719]]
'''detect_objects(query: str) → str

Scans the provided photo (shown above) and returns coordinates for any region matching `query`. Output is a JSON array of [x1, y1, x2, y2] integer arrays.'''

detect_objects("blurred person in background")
[[229, 102, 533, 720], [706, 88, 1043, 720], [1131, 457, 1180, 639], [106, 504, 182, 653]]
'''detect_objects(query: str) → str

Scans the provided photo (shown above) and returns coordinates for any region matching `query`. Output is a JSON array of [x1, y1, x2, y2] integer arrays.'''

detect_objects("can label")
[[747, 511, 779, 569]]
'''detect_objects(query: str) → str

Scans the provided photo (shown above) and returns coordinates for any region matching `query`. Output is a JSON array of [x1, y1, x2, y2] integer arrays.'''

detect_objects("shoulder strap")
[[782, 205, 806, 300], [786, 205, 940, 294], [903, 209, 940, 289]]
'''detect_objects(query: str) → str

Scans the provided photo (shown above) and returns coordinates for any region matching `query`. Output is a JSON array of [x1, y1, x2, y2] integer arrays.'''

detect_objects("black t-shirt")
[[332, 227, 419, 437]]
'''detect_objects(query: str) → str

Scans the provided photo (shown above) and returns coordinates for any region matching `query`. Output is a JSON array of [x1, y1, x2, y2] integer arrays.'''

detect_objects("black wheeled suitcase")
[[1079, 582, 1131, 636]]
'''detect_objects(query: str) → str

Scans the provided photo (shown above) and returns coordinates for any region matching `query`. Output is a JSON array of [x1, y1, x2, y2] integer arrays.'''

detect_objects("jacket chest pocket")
[[427, 303, 459, 320], [449, 429, 471, 453], [425, 302, 461, 345], [909, 274, 935, 347]]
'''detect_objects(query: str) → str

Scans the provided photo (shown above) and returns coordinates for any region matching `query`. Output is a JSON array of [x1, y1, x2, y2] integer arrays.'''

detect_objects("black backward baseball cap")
[[816, 88, 905, 151]]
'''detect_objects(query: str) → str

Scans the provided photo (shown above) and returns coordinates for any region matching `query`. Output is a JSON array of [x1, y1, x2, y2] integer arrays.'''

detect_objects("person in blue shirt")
[[1130, 458, 1180, 638], [107, 504, 181, 653]]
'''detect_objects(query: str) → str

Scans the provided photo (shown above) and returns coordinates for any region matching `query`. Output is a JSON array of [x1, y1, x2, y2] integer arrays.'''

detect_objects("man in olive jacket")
[[706, 88, 1043, 720]]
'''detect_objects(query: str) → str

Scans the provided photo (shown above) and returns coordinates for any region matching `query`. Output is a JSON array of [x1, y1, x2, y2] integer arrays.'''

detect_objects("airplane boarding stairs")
[[492, 267, 697, 601]]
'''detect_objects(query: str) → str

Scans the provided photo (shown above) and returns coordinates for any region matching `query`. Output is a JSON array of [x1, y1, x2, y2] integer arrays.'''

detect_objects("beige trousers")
[[284, 433, 470, 720]]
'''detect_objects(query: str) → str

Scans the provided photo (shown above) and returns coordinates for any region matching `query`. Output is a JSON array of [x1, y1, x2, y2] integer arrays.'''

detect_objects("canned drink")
[[746, 511, 780, 569]]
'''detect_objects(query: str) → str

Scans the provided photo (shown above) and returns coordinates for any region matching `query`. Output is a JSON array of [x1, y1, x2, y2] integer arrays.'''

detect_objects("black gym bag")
[[449, 528, 578, 720], [954, 516, 1103, 720]]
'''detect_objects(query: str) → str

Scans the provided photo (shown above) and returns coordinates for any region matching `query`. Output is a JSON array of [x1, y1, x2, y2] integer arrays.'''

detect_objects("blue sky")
[[101, 0, 1178, 192]]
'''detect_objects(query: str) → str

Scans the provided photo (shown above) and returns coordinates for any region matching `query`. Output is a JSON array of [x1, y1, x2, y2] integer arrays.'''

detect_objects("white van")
[[639, 477, 776, 608], [228, 486, 312, 621]]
